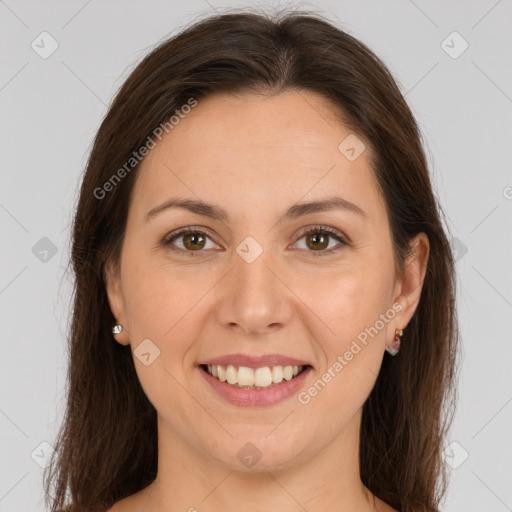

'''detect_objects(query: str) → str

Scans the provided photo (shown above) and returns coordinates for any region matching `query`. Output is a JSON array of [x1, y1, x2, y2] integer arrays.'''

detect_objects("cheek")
[[294, 278, 386, 419], [293, 260, 392, 395], [121, 256, 218, 356], [120, 261, 206, 423], [123, 271, 169, 335], [294, 259, 393, 340]]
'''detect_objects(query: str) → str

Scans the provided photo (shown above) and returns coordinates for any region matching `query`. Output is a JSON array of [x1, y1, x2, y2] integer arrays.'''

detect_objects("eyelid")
[[293, 225, 348, 244], [162, 224, 349, 256], [290, 225, 348, 256], [162, 226, 222, 255], [163, 225, 218, 243]]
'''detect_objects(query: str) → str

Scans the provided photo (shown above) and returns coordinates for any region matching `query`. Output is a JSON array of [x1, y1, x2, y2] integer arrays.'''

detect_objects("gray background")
[[1, 0, 511, 511]]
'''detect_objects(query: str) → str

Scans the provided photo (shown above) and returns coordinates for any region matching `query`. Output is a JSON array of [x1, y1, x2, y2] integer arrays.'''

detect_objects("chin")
[[206, 435, 308, 473]]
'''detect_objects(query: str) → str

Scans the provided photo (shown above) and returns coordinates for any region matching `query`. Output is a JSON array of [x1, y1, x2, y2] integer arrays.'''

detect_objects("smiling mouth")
[[199, 363, 311, 389]]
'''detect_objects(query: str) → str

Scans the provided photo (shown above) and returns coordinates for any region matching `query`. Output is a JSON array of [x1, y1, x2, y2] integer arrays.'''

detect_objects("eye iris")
[[183, 232, 206, 250], [306, 233, 329, 250]]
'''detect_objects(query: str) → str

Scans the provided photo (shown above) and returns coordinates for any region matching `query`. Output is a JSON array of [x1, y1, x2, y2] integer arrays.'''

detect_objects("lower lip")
[[198, 365, 313, 407]]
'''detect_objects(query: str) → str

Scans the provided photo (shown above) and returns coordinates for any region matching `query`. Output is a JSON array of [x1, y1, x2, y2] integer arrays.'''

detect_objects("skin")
[[105, 90, 429, 512]]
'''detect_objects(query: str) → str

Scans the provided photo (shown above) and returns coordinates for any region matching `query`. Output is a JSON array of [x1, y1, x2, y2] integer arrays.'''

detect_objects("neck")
[[140, 408, 376, 512]]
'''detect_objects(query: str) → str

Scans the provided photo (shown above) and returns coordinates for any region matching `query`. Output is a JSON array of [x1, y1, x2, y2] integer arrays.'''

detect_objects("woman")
[[44, 8, 460, 512]]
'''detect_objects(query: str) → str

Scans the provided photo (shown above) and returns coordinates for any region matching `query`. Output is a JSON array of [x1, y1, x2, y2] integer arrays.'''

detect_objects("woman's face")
[[105, 90, 428, 471]]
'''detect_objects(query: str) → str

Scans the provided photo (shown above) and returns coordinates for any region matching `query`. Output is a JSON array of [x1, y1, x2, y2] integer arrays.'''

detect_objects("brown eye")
[[305, 232, 330, 251], [163, 227, 219, 256], [182, 232, 206, 250], [294, 226, 347, 257]]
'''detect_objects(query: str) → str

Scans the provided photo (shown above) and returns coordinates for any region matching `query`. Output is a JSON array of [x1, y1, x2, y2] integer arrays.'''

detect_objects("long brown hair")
[[44, 8, 460, 512]]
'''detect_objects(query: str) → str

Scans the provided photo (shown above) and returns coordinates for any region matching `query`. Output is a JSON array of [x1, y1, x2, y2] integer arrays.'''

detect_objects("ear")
[[389, 232, 430, 348], [104, 259, 130, 346]]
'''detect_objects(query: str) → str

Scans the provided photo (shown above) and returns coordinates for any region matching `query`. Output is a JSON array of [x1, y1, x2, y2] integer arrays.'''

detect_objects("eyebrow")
[[145, 196, 368, 223]]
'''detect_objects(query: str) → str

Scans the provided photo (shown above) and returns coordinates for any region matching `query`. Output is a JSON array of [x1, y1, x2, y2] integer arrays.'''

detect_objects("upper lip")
[[199, 353, 312, 369]]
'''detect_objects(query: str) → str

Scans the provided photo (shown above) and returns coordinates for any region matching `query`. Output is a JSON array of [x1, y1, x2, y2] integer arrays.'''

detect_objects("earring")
[[112, 324, 123, 335], [386, 328, 403, 356]]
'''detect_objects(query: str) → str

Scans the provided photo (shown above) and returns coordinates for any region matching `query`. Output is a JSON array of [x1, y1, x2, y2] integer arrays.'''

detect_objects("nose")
[[214, 245, 293, 336]]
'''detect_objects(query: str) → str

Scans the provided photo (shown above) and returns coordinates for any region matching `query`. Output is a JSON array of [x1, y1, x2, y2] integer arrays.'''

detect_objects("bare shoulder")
[[105, 489, 148, 512], [375, 496, 399, 512], [105, 499, 128, 512], [105, 496, 133, 512], [106, 493, 398, 512]]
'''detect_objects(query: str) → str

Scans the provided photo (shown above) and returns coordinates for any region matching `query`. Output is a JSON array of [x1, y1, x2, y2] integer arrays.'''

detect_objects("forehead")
[[131, 90, 384, 220]]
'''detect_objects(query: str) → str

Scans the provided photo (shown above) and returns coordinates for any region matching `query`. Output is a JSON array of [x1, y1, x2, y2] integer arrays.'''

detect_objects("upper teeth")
[[206, 364, 303, 388]]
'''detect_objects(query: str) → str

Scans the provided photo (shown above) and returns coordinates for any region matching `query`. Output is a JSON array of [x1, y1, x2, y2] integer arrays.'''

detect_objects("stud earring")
[[112, 324, 123, 335], [386, 328, 403, 356]]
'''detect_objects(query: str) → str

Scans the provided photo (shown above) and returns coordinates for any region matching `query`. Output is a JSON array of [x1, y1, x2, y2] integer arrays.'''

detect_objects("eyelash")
[[162, 225, 348, 258]]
